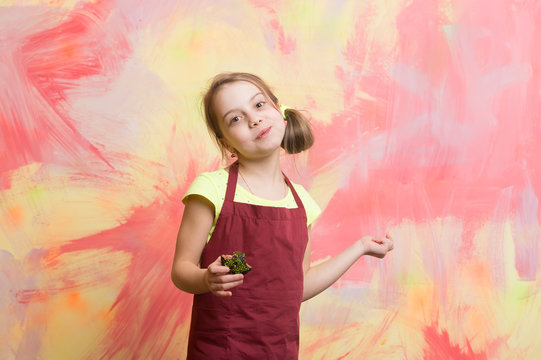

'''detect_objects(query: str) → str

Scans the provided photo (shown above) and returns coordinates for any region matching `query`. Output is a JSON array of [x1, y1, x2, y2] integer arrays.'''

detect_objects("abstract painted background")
[[1, 0, 540, 358]]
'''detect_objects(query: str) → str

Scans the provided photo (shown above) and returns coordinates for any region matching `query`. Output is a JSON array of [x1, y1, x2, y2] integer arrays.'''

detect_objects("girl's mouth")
[[256, 127, 271, 140]]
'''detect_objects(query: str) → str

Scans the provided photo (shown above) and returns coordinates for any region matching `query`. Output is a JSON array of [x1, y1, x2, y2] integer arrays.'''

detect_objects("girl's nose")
[[249, 117, 262, 127]]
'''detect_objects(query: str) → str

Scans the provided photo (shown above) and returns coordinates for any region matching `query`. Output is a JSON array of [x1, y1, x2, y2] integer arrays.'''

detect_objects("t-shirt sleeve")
[[182, 173, 220, 218], [294, 184, 322, 227]]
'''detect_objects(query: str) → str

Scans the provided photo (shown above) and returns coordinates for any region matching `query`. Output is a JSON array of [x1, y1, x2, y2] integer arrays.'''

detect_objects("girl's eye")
[[230, 116, 241, 124], [256, 101, 264, 108]]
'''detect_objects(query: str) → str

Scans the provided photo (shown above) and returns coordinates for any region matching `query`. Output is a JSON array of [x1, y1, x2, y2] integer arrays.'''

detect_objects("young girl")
[[171, 72, 394, 359]]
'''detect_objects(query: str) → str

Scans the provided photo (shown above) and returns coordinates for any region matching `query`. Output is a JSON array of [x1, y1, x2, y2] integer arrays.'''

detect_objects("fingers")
[[208, 256, 230, 275], [379, 233, 392, 243], [385, 233, 394, 251], [371, 236, 390, 246], [206, 256, 244, 297], [210, 273, 244, 285], [208, 263, 232, 276], [208, 276, 244, 297]]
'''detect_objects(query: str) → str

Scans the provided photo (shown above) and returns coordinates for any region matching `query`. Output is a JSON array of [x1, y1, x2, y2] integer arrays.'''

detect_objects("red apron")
[[186, 162, 308, 359]]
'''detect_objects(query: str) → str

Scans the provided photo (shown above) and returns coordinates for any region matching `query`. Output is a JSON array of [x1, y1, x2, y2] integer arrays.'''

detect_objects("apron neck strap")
[[283, 175, 304, 210], [225, 161, 239, 202]]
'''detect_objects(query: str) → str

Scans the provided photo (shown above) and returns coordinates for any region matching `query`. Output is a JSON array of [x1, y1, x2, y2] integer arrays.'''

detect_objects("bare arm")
[[302, 228, 393, 301], [171, 195, 244, 297]]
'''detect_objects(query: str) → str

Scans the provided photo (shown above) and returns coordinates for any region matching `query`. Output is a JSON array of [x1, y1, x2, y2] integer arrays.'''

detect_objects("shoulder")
[[182, 168, 228, 206], [201, 168, 229, 183]]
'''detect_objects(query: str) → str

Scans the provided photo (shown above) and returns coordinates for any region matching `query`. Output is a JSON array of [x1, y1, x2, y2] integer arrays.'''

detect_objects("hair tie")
[[279, 104, 291, 119]]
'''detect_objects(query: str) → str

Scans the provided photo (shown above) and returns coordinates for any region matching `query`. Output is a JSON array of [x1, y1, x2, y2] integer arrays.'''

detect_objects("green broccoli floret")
[[221, 251, 252, 275]]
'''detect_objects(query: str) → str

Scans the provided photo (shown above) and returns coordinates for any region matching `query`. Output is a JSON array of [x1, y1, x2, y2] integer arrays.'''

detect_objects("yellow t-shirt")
[[183, 168, 322, 242]]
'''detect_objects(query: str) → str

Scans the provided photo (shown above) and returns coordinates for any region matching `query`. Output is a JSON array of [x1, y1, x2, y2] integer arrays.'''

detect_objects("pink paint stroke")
[[1, 0, 132, 178]]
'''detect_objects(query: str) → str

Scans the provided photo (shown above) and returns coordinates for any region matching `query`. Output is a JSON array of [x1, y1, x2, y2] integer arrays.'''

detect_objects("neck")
[[236, 152, 282, 181], [235, 152, 287, 200]]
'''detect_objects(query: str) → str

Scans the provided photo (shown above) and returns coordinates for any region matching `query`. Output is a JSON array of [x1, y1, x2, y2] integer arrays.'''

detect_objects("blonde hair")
[[202, 72, 314, 159]]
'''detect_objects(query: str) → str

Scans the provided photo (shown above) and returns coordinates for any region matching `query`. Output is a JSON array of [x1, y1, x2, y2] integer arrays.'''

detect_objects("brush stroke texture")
[[1, 0, 540, 359]]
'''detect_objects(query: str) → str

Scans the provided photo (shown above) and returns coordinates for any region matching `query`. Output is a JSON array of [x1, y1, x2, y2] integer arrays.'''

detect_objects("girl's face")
[[213, 81, 286, 160]]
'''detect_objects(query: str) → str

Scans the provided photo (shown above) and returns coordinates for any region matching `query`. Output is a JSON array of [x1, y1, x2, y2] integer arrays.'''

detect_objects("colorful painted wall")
[[1, 0, 540, 359]]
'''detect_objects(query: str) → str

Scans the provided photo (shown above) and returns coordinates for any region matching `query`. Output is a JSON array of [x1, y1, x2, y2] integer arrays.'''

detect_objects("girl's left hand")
[[359, 234, 394, 258]]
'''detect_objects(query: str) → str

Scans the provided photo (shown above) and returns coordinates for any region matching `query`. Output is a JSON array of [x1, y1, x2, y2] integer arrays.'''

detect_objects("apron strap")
[[284, 175, 305, 210], [225, 161, 239, 202]]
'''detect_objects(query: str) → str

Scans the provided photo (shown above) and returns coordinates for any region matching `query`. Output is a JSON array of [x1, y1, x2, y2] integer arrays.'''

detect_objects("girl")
[[171, 72, 394, 359]]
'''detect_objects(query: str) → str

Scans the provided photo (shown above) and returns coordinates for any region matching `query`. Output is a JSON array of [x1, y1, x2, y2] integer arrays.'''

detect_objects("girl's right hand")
[[204, 256, 244, 297]]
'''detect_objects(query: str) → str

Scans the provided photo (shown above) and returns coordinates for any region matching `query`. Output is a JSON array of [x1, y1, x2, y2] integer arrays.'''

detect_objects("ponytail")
[[281, 108, 314, 154]]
